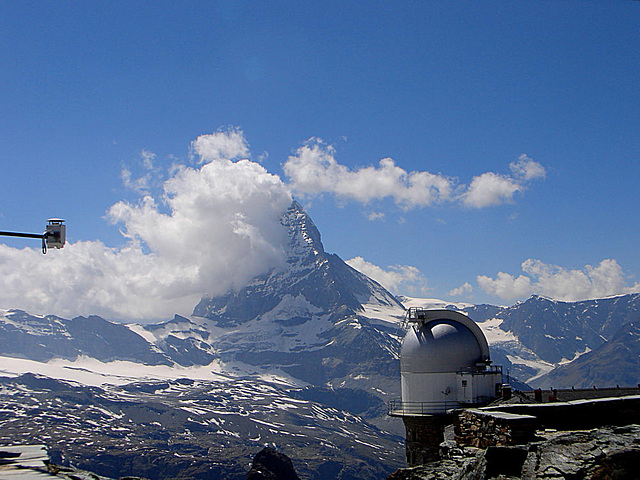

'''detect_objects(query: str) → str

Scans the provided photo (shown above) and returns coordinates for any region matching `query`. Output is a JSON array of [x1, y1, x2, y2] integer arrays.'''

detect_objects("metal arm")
[[0, 231, 45, 239], [0, 231, 49, 253], [0, 219, 66, 254]]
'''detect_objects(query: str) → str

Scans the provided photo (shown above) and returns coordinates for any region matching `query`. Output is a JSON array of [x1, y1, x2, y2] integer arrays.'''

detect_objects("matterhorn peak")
[[192, 200, 401, 327], [282, 200, 325, 258]]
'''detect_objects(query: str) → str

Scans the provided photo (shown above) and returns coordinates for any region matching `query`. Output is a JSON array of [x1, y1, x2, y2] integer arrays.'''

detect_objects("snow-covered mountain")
[[456, 293, 640, 387], [0, 310, 173, 365], [2, 200, 640, 478], [466, 294, 640, 364], [141, 201, 405, 399]]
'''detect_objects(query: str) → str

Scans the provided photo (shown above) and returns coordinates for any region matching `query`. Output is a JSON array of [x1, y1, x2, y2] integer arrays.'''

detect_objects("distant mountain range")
[[1, 200, 639, 478], [460, 293, 640, 388]]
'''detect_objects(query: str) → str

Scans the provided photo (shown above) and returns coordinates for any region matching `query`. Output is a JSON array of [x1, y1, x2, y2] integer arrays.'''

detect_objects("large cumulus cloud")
[[0, 129, 292, 321]]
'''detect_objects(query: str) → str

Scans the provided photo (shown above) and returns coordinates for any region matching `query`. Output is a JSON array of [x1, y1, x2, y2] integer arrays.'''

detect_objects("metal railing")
[[388, 399, 455, 416], [388, 396, 498, 416], [458, 364, 503, 374]]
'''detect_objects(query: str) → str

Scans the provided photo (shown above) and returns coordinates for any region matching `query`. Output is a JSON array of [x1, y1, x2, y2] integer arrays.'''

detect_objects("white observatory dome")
[[401, 320, 485, 374], [398, 309, 500, 413]]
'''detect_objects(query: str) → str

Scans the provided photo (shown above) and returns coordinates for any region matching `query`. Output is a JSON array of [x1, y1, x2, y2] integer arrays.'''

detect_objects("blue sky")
[[1, 1, 639, 321]]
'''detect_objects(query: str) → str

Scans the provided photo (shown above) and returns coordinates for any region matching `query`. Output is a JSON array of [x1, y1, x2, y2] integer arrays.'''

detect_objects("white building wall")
[[457, 373, 474, 403], [473, 371, 502, 400], [401, 372, 460, 414]]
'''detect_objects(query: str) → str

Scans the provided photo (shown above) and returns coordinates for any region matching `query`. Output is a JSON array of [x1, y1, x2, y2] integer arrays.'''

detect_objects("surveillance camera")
[[45, 218, 66, 249]]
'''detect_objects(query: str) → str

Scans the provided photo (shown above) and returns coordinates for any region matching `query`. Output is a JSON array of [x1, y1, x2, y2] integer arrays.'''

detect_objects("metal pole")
[[0, 231, 49, 253], [0, 231, 44, 239]]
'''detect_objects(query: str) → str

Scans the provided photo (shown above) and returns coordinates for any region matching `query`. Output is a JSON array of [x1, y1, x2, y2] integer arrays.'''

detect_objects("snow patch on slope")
[[514, 356, 556, 384], [559, 345, 592, 365], [213, 312, 335, 353], [127, 323, 157, 344], [260, 294, 323, 322], [399, 296, 474, 311], [477, 318, 517, 344], [0, 355, 305, 388], [360, 302, 404, 325]]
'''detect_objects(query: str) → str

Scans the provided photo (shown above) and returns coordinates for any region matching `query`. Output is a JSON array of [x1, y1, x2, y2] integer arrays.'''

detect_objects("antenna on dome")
[[0, 219, 66, 254]]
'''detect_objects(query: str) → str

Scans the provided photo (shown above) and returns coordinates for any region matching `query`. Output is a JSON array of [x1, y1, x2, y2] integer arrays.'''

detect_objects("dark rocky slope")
[[388, 424, 640, 479], [532, 321, 640, 389]]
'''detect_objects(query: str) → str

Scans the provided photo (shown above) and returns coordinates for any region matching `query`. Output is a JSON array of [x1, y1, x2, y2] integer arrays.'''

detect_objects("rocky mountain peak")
[[192, 201, 401, 326], [282, 200, 325, 261]]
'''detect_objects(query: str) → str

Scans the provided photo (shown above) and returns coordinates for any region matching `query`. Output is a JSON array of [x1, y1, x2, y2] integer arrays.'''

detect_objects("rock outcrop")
[[388, 424, 640, 480], [246, 447, 300, 480]]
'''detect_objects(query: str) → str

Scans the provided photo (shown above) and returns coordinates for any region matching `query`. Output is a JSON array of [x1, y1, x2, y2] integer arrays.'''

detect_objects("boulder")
[[246, 447, 300, 480]]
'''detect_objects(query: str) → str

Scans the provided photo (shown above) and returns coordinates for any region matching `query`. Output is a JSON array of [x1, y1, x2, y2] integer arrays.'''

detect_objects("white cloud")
[[448, 282, 473, 297], [510, 154, 546, 181], [477, 258, 639, 302], [346, 256, 429, 295], [367, 211, 385, 221], [121, 150, 164, 195], [284, 140, 545, 210], [477, 272, 534, 301], [0, 129, 292, 322], [461, 172, 522, 208], [192, 127, 249, 162], [462, 155, 546, 208], [283, 139, 455, 208]]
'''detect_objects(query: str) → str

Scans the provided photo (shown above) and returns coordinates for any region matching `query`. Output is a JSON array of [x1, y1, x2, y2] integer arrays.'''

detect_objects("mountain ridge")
[[461, 293, 640, 372]]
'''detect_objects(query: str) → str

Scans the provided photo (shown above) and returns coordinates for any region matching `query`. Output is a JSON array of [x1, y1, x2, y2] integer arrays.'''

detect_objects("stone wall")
[[455, 409, 537, 448], [402, 415, 449, 466], [520, 386, 640, 403]]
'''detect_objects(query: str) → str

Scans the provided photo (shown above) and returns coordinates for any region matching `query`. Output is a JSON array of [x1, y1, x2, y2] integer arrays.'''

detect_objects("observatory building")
[[390, 308, 503, 465]]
